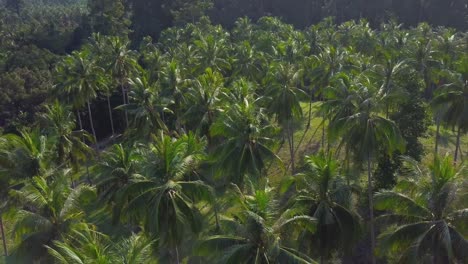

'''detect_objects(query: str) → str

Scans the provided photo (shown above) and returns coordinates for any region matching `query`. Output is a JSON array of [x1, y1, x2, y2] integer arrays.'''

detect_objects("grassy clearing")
[[268, 101, 468, 185], [267, 102, 325, 184], [421, 125, 468, 165]]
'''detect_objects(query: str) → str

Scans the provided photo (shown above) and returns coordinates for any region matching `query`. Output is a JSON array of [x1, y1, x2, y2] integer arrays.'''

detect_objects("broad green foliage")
[[0, 6, 467, 264], [47, 230, 156, 264], [197, 183, 316, 264], [10, 175, 96, 263], [285, 152, 361, 260], [375, 156, 468, 263]]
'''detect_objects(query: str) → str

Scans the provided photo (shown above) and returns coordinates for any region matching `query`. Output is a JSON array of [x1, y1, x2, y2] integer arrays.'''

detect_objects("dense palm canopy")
[[1, 10, 467, 264]]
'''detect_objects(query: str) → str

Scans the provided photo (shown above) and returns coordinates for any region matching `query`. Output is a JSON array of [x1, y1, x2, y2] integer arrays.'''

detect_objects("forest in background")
[[0, 0, 467, 132], [0, 0, 467, 263]]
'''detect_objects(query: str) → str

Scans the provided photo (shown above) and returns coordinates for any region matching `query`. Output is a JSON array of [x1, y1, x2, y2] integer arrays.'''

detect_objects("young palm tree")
[[329, 85, 405, 264], [47, 229, 156, 264], [374, 155, 468, 263], [10, 175, 96, 263], [118, 132, 213, 263], [284, 152, 361, 263], [197, 183, 316, 263], [0, 129, 50, 180]]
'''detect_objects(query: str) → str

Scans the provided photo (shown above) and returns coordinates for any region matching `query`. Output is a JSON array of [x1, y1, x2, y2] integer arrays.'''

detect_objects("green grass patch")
[[268, 101, 468, 185]]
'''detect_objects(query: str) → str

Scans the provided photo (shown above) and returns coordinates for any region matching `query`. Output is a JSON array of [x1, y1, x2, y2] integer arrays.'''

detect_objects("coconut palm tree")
[[184, 68, 224, 140], [10, 175, 96, 263], [0, 130, 53, 257], [122, 75, 169, 140], [374, 155, 468, 263], [159, 60, 188, 131], [307, 46, 346, 149], [56, 50, 106, 143], [197, 183, 317, 263], [231, 41, 264, 82], [0, 129, 50, 180], [94, 143, 143, 205], [329, 85, 405, 264], [39, 101, 93, 170], [370, 54, 408, 118], [94, 35, 141, 127], [210, 95, 282, 187], [193, 32, 231, 74], [265, 62, 306, 173], [284, 152, 361, 263], [432, 55, 468, 164], [118, 132, 213, 263]]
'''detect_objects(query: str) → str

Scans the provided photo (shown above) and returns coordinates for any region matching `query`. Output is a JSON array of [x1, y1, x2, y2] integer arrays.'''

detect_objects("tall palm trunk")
[[76, 110, 83, 130], [288, 120, 295, 173], [367, 152, 376, 264], [121, 81, 129, 127], [0, 214, 7, 256], [307, 87, 315, 129], [76, 109, 90, 179], [107, 95, 115, 135], [454, 126, 461, 164], [434, 117, 441, 160], [87, 101, 98, 145], [174, 245, 180, 264]]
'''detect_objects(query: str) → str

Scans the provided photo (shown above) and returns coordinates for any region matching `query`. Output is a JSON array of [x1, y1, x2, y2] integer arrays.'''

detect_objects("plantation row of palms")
[[0, 17, 467, 263]]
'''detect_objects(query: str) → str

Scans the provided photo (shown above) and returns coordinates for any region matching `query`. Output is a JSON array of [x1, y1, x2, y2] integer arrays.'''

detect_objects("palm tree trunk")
[[345, 147, 350, 187], [107, 95, 115, 135], [367, 153, 376, 264], [0, 214, 7, 256], [175, 245, 180, 264], [76, 110, 83, 130], [288, 120, 295, 173], [321, 109, 326, 149], [434, 118, 440, 161], [307, 87, 314, 129], [214, 205, 220, 232], [87, 101, 98, 145], [121, 82, 129, 127], [454, 126, 461, 164], [386, 103, 389, 119]]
